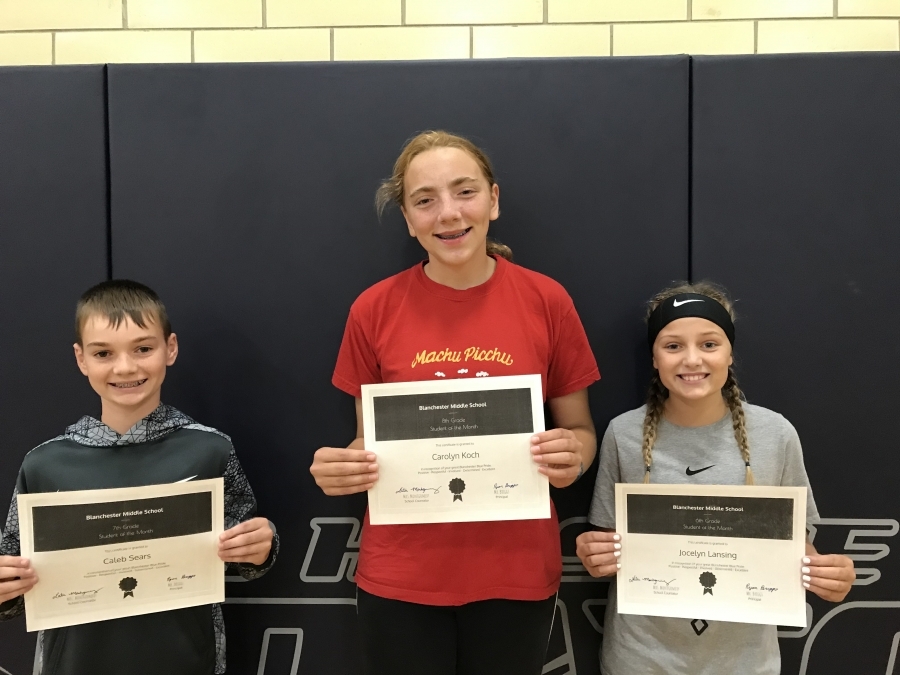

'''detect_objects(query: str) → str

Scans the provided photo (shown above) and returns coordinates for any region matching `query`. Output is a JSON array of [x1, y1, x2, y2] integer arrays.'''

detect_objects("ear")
[[166, 333, 179, 366], [489, 183, 500, 221], [400, 206, 417, 238], [73, 343, 89, 376]]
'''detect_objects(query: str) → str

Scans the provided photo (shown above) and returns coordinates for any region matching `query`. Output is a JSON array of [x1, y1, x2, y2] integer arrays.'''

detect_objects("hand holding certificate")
[[17, 479, 225, 631], [362, 375, 549, 525], [614, 484, 807, 627]]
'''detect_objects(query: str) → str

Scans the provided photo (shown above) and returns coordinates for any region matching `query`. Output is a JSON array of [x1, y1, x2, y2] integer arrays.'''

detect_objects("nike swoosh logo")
[[686, 465, 715, 476], [673, 299, 704, 307], [175, 475, 197, 483]]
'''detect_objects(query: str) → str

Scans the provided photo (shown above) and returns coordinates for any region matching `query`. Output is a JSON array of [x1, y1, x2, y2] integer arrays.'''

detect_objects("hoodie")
[[0, 404, 279, 675]]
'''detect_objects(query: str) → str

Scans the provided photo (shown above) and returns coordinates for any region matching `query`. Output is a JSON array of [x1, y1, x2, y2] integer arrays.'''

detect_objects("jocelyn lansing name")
[[679, 550, 738, 560]]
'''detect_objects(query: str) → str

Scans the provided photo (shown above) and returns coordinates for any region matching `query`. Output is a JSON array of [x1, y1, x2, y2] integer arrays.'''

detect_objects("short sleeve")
[[546, 304, 600, 400], [588, 424, 620, 529], [332, 309, 380, 398], [779, 420, 820, 525]]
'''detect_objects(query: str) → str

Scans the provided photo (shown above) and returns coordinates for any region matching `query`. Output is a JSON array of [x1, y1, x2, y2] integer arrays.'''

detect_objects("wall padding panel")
[[108, 57, 689, 674], [0, 65, 108, 675], [692, 53, 900, 675]]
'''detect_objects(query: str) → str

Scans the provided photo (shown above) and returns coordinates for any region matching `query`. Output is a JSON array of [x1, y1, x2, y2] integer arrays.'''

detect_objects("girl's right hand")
[[0, 556, 38, 603], [575, 530, 622, 577], [310, 448, 379, 496]]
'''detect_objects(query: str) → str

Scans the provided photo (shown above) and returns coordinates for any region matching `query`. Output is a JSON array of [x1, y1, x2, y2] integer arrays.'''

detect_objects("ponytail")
[[486, 238, 513, 261]]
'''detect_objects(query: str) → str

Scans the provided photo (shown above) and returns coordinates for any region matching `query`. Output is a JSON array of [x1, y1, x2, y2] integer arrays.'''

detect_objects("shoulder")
[[609, 406, 647, 434], [503, 260, 573, 305], [742, 402, 799, 445], [20, 434, 74, 465], [349, 265, 418, 317], [602, 406, 647, 449], [178, 424, 234, 453], [742, 403, 795, 431]]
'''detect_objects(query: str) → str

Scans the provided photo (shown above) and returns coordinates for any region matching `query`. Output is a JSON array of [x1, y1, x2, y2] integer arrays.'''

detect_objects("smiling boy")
[[0, 280, 278, 675]]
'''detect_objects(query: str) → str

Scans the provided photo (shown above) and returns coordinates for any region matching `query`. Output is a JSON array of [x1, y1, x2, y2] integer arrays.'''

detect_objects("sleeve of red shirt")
[[332, 307, 380, 398], [546, 302, 600, 400]]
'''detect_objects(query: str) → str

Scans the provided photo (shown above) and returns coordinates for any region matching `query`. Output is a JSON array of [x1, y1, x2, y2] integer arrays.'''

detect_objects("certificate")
[[362, 374, 548, 525], [18, 479, 225, 631], [615, 483, 807, 627]]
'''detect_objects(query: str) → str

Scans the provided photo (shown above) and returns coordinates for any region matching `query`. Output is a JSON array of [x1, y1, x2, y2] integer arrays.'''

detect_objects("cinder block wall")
[[0, 1, 898, 65]]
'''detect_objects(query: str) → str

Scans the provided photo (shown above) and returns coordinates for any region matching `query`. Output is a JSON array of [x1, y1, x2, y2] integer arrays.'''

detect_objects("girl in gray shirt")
[[576, 282, 855, 675]]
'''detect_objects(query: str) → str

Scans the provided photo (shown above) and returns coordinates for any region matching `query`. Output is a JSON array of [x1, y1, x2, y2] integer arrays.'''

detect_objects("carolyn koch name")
[[433, 452, 480, 461]]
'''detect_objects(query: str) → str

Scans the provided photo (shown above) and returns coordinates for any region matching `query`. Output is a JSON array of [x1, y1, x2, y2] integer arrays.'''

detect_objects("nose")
[[437, 193, 461, 223], [112, 352, 138, 376], [683, 345, 704, 366]]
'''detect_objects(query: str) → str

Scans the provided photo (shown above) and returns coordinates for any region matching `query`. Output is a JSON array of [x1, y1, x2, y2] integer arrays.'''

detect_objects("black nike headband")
[[647, 293, 735, 350]]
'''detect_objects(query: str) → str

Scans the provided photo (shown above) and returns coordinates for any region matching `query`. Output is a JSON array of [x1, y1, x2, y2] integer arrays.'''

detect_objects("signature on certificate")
[[52, 588, 102, 600], [629, 576, 677, 586], [396, 486, 441, 494], [493, 483, 519, 489], [746, 583, 779, 593]]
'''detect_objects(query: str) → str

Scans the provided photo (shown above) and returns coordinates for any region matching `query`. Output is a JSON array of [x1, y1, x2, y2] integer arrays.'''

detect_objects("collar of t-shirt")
[[415, 254, 509, 301]]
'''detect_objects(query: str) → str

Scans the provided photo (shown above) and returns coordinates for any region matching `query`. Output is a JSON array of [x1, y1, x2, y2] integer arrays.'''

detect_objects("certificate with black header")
[[362, 375, 548, 525], [615, 484, 807, 627], [17, 478, 224, 631]]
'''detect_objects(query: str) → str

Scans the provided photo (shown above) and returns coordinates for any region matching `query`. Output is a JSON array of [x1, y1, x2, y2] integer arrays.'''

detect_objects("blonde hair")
[[374, 130, 512, 261], [641, 281, 754, 485]]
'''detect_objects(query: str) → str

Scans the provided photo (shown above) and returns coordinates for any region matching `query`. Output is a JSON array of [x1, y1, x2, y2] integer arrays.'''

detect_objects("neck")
[[424, 252, 496, 290], [664, 393, 728, 428], [101, 395, 161, 435]]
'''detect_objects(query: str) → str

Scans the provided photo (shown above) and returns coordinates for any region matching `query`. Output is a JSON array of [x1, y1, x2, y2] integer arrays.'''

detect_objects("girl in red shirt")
[[310, 131, 600, 675]]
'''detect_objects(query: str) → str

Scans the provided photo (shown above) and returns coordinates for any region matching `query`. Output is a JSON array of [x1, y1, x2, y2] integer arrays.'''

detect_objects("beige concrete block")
[[614, 20, 754, 55], [549, 0, 686, 23], [0, 0, 121, 31], [268, 0, 400, 27], [694, 0, 832, 19], [758, 18, 899, 52], [195, 28, 330, 62], [56, 30, 191, 64], [129, 0, 261, 29], [0, 32, 52, 65], [334, 26, 469, 60], [474, 25, 610, 57], [407, 0, 543, 25], [840, 0, 900, 16]]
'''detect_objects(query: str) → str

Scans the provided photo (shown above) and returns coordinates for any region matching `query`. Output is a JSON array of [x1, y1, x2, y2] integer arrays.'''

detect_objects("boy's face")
[[73, 313, 178, 417]]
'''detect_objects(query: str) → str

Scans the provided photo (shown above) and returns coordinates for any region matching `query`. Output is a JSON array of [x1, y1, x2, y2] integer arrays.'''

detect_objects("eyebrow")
[[659, 331, 723, 340], [408, 176, 479, 199], [86, 335, 158, 347]]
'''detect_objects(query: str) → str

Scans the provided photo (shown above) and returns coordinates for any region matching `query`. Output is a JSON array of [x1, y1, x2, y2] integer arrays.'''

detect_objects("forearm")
[[570, 424, 597, 472]]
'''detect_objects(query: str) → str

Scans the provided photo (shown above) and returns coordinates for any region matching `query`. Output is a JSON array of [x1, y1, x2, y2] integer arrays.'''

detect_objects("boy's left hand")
[[218, 518, 273, 566], [802, 554, 855, 602]]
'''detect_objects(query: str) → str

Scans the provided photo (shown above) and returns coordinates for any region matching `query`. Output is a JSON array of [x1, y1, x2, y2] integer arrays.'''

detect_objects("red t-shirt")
[[333, 255, 600, 605]]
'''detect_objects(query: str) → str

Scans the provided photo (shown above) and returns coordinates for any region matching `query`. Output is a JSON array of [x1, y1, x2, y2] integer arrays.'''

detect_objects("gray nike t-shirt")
[[588, 403, 819, 675]]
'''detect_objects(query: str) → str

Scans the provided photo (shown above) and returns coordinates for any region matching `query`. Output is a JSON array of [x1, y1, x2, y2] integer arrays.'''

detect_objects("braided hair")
[[641, 282, 754, 485]]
